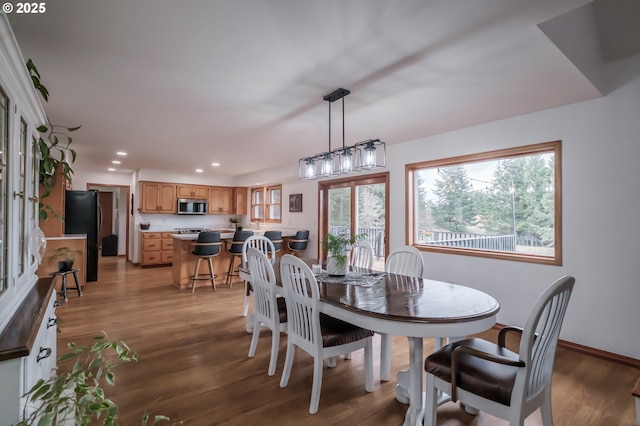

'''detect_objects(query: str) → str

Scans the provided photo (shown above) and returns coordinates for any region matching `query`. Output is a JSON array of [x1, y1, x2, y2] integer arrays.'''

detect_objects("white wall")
[[238, 54, 640, 360]]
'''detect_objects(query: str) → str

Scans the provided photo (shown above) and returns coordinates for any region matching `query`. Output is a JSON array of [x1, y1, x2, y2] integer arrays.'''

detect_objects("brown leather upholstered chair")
[[424, 276, 575, 426]]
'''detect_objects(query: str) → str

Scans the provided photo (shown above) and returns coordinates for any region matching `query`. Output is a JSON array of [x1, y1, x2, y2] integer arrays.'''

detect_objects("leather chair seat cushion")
[[319, 313, 374, 347], [276, 296, 288, 323], [425, 338, 519, 406]]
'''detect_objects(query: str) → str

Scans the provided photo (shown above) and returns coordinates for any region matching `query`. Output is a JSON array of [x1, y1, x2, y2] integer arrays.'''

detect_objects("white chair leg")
[[280, 343, 295, 388], [380, 332, 392, 381], [424, 373, 438, 426], [267, 330, 280, 376], [540, 389, 554, 426], [344, 352, 352, 360], [309, 356, 324, 414], [364, 337, 373, 392], [248, 320, 261, 358], [327, 357, 337, 368]]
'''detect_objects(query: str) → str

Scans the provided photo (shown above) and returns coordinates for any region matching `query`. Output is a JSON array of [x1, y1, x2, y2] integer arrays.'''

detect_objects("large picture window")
[[250, 185, 282, 223], [406, 141, 562, 265]]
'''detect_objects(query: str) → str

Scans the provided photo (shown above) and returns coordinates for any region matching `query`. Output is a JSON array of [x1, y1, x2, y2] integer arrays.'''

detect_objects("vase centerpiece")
[[322, 232, 363, 276]]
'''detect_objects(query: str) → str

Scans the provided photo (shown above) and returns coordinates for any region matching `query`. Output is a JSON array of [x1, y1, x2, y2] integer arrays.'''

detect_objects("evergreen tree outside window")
[[406, 141, 561, 265]]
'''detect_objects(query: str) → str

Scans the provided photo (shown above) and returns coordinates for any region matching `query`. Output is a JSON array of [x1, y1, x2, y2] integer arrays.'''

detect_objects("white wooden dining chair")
[[380, 245, 425, 384], [350, 240, 374, 269], [424, 276, 575, 426], [246, 247, 287, 376], [279, 254, 374, 414], [241, 235, 276, 317]]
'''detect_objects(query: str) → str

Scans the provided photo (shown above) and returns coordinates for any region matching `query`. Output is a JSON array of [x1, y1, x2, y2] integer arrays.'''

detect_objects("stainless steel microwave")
[[177, 198, 208, 215]]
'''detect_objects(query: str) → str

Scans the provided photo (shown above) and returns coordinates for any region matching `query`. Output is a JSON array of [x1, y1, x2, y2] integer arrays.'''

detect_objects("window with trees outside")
[[406, 141, 561, 265], [251, 185, 282, 223]]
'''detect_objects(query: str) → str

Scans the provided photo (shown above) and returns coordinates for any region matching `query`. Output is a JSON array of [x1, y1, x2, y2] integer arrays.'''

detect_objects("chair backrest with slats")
[[350, 240, 374, 269], [514, 275, 574, 407], [242, 235, 276, 264], [385, 245, 423, 277], [247, 247, 280, 326], [280, 254, 321, 354]]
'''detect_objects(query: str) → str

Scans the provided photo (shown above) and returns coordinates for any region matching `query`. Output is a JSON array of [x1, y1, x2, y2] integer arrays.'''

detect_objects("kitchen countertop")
[[45, 234, 87, 240]]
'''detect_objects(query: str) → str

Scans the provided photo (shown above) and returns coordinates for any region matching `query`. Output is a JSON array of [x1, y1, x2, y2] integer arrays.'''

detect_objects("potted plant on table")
[[49, 246, 83, 272], [322, 232, 363, 276], [228, 216, 242, 231]]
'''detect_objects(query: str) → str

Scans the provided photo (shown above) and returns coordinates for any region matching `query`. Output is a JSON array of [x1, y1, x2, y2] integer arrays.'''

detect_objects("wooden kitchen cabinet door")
[[177, 184, 207, 199], [140, 182, 177, 213], [159, 184, 177, 213], [208, 186, 230, 214]]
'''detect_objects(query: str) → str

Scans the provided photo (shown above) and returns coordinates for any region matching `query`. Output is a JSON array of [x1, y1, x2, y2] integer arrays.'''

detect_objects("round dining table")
[[243, 258, 500, 426]]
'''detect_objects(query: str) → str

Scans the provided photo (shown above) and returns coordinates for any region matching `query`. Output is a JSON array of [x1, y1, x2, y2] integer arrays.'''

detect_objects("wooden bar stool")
[[225, 230, 254, 287], [190, 231, 222, 292], [51, 269, 82, 302], [285, 230, 309, 257]]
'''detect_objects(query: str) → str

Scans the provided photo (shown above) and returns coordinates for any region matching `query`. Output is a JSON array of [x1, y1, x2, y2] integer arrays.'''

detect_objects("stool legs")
[[225, 255, 240, 288], [191, 257, 216, 293], [52, 269, 82, 302]]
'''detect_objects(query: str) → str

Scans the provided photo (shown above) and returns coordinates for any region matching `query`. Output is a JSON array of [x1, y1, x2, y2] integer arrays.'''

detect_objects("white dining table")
[[243, 259, 500, 426]]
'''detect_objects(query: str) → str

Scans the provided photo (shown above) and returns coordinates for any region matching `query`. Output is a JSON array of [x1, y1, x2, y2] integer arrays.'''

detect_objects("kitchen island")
[[171, 230, 295, 290]]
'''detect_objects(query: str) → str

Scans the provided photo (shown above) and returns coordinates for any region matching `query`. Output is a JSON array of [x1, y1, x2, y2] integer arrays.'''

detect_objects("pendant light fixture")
[[298, 88, 386, 180]]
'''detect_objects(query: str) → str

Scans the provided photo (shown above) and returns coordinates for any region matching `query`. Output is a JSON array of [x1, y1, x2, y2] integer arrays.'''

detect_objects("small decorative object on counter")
[[228, 216, 241, 230], [140, 222, 150, 230]]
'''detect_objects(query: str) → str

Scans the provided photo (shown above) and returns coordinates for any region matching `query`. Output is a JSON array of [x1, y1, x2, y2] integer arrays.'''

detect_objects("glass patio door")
[[320, 172, 389, 269]]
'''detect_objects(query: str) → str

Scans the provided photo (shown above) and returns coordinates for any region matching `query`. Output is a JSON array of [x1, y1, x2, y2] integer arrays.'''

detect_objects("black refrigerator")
[[65, 190, 99, 282]]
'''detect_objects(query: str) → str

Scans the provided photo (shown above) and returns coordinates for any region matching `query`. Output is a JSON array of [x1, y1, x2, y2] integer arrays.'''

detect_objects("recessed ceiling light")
[[116, 152, 127, 156], [211, 162, 220, 167], [107, 168, 116, 172], [112, 160, 121, 164], [195, 168, 203, 173]]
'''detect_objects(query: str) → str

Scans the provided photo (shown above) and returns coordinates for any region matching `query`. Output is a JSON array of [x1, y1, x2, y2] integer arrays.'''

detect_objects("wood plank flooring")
[[52, 256, 639, 425]]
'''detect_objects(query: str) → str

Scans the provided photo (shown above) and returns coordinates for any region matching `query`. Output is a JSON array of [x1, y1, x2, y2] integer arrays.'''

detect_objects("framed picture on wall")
[[289, 194, 302, 212]]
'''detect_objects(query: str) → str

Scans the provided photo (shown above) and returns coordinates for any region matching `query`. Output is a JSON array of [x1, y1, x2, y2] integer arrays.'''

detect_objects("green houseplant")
[[26, 59, 81, 220], [48, 246, 83, 272], [228, 216, 241, 230], [322, 232, 362, 276], [18, 333, 170, 426]]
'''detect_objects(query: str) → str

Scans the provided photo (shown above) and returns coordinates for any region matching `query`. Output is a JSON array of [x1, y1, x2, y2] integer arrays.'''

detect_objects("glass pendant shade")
[[336, 147, 355, 174], [299, 157, 317, 180], [355, 139, 386, 170]]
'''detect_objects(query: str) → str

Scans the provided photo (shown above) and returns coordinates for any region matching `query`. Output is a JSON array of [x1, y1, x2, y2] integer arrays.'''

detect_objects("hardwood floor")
[[52, 256, 638, 425]]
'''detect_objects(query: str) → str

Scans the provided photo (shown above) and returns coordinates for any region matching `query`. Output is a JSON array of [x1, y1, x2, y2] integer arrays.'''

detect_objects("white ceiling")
[[6, 0, 639, 179]]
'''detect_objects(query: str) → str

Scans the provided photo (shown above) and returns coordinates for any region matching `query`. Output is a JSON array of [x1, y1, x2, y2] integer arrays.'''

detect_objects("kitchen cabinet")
[[177, 184, 208, 199], [235, 187, 248, 215], [140, 181, 176, 213], [140, 231, 174, 266], [208, 186, 234, 214]]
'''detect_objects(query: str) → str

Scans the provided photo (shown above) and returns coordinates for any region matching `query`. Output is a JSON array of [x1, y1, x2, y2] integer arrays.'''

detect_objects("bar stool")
[[263, 230, 282, 254], [286, 230, 309, 257], [225, 230, 254, 287], [51, 269, 82, 302], [190, 231, 222, 293]]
